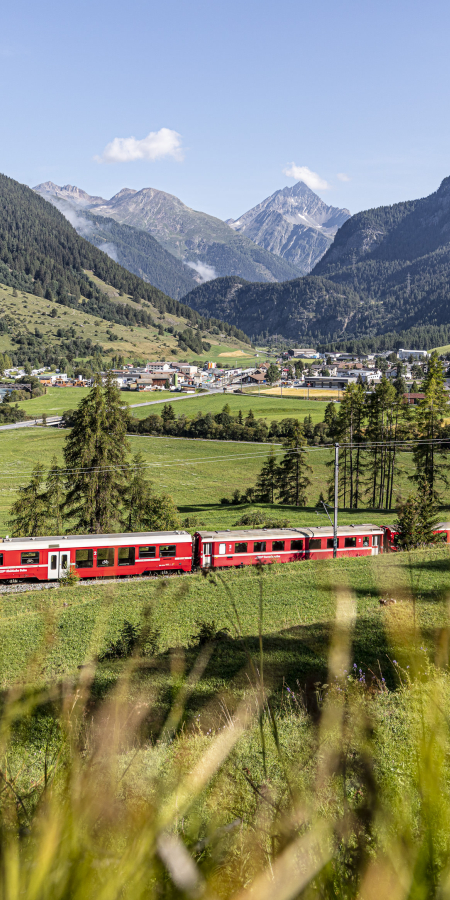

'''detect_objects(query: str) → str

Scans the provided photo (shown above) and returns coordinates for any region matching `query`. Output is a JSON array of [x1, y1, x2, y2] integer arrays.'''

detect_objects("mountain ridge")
[[227, 181, 350, 273], [34, 182, 301, 284]]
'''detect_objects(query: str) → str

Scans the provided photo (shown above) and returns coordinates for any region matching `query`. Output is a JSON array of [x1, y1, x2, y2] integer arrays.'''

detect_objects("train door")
[[202, 542, 212, 567], [48, 550, 70, 580], [372, 535, 380, 556]]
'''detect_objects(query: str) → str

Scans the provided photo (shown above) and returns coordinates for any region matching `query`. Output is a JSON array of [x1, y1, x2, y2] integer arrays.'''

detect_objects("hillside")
[[183, 176, 450, 350], [0, 172, 251, 367], [228, 181, 350, 273], [181, 275, 361, 343], [34, 182, 302, 283]]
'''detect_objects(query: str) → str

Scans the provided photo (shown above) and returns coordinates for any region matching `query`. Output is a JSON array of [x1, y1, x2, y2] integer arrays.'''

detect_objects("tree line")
[[8, 374, 181, 537]]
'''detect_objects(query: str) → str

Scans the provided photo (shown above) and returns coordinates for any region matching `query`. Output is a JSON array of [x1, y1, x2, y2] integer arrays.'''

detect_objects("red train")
[[0, 521, 448, 583]]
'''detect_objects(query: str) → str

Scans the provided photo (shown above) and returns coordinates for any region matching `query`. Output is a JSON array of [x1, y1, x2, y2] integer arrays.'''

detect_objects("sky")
[[1, 0, 450, 220]]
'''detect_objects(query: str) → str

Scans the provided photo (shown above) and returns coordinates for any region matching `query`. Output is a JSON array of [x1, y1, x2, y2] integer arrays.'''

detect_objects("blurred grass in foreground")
[[2, 558, 450, 898]]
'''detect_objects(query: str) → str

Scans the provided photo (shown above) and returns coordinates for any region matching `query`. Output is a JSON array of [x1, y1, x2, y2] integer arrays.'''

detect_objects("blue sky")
[[2, 0, 449, 220]]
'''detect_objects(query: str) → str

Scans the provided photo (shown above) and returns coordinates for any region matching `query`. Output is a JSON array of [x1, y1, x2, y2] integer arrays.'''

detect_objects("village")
[[0, 345, 442, 404]]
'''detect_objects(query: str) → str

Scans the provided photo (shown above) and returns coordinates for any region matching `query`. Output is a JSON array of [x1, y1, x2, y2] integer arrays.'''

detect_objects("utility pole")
[[334, 443, 339, 559]]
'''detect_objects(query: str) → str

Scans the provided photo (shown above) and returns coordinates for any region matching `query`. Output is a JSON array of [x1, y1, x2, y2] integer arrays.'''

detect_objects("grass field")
[[1, 548, 449, 694], [128, 392, 332, 423], [256, 387, 345, 400], [0, 428, 448, 535]]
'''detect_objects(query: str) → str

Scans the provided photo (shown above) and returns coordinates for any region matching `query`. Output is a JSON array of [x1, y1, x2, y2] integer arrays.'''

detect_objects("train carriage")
[[0, 531, 193, 581], [383, 522, 450, 552], [195, 529, 307, 569], [195, 524, 384, 569], [301, 524, 384, 559]]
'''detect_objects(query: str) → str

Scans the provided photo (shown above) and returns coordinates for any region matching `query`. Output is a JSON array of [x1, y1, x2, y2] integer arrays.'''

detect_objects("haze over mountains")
[[182, 177, 450, 351], [34, 181, 301, 288], [227, 182, 350, 273]]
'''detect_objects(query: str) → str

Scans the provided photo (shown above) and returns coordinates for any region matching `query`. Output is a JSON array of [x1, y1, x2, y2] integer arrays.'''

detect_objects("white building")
[[398, 349, 428, 360]]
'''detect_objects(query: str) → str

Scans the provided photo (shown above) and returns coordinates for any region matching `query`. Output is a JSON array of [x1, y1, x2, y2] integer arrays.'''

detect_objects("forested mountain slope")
[[183, 177, 450, 350], [0, 173, 249, 345], [34, 182, 302, 284]]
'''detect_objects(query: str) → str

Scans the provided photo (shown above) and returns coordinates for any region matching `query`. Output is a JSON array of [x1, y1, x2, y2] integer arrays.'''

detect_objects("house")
[[403, 392, 425, 405], [305, 375, 358, 390], [241, 373, 265, 384]]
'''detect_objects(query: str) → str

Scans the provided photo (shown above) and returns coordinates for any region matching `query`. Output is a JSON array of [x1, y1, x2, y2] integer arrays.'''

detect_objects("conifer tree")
[[8, 464, 48, 536], [45, 456, 65, 534], [276, 423, 312, 506], [63, 372, 129, 533], [413, 354, 449, 498], [255, 446, 278, 503], [124, 451, 153, 531], [396, 477, 439, 549], [143, 494, 180, 530]]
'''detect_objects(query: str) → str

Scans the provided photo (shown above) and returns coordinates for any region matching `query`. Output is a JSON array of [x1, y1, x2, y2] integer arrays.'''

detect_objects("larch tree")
[[276, 423, 312, 507], [413, 354, 449, 499], [64, 372, 129, 533], [124, 451, 153, 531], [8, 463, 48, 537]]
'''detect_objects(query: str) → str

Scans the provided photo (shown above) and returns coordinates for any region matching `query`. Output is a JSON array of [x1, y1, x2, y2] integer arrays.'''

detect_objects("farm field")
[[254, 386, 346, 401], [1, 548, 450, 695], [128, 391, 332, 423], [15, 387, 177, 418], [1, 428, 449, 535]]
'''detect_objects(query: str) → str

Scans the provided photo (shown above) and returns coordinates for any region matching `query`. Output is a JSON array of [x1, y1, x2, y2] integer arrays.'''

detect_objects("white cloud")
[[283, 164, 330, 191], [52, 199, 94, 237], [100, 242, 118, 262], [337, 172, 351, 182], [95, 127, 184, 164], [186, 260, 217, 282]]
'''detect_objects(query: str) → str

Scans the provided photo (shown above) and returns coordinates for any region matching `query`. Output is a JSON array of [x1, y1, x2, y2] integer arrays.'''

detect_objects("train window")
[[254, 541, 266, 552], [344, 537, 357, 548], [118, 547, 136, 566], [327, 539, 334, 549], [363, 536, 369, 547], [272, 541, 285, 551], [139, 546, 156, 559], [309, 539, 322, 550], [160, 545, 176, 558], [50, 556, 57, 570], [0, 553, 3, 565], [21, 551, 39, 565], [218, 543, 226, 555], [235, 543, 248, 553], [61, 554, 68, 569], [290, 540, 303, 551], [76, 549, 93, 568], [97, 548, 114, 567]]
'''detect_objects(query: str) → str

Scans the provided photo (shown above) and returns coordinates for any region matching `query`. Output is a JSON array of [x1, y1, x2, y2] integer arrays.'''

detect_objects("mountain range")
[[34, 182, 301, 288], [182, 177, 450, 351], [227, 181, 350, 273]]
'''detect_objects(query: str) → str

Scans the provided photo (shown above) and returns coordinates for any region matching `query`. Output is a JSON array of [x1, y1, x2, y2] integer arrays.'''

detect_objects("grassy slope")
[[0, 276, 252, 366], [1, 549, 449, 696]]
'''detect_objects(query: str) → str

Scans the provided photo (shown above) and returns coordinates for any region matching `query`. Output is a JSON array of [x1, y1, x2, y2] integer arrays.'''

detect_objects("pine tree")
[[143, 494, 180, 530], [413, 354, 449, 498], [395, 477, 439, 549], [124, 452, 153, 531], [63, 373, 129, 533], [276, 423, 312, 506], [255, 446, 278, 503], [8, 464, 48, 536], [161, 404, 175, 426], [45, 456, 65, 534]]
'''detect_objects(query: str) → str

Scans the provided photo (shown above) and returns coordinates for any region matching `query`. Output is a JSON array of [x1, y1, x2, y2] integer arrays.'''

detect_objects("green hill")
[[0, 173, 250, 367]]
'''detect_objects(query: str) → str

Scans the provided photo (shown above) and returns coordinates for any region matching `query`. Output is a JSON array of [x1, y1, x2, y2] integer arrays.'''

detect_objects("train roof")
[[197, 524, 384, 541], [0, 531, 192, 550]]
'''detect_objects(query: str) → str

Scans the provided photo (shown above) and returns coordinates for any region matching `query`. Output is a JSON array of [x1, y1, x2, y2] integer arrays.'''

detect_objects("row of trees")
[[8, 374, 180, 536], [325, 356, 449, 509]]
